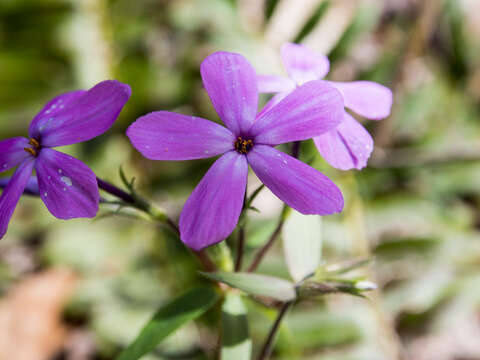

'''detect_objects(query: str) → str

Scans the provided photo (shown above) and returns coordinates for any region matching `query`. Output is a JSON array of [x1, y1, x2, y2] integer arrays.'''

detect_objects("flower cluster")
[[0, 46, 392, 251]]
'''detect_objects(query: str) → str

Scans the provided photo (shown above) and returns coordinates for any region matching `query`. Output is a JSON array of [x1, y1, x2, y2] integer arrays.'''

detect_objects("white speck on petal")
[[44, 192, 48, 197], [63, 187, 67, 191], [58, 169, 62, 174], [60, 176, 72, 187]]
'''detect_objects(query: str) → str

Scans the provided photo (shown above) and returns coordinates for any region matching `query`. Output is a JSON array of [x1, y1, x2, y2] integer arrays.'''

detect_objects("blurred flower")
[[0, 80, 131, 238], [258, 43, 393, 170], [127, 52, 344, 250]]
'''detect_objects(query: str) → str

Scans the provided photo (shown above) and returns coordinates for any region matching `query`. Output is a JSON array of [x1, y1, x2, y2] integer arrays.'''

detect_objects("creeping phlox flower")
[[258, 43, 393, 170], [0, 80, 131, 238], [127, 52, 345, 250]]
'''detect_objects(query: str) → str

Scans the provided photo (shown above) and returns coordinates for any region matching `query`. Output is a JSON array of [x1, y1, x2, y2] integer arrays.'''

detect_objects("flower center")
[[234, 137, 254, 154], [24, 138, 40, 157]]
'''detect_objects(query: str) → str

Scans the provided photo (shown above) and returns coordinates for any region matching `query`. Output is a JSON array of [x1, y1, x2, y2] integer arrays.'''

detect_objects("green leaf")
[[116, 287, 220, 360], [282, 210, 322, 282], [202, 272, 296, 302], [221, 293, 252, 360]]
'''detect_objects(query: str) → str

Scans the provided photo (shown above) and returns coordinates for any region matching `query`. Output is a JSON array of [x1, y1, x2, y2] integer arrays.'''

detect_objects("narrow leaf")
[[282, 210, 322, 282], [221, 293, 252, 360], [116, 287, 219, 360], [202, 272, 296, 302]]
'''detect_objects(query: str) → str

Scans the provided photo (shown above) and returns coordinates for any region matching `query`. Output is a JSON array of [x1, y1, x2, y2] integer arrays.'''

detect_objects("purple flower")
[[258, 43, 393, 170], [0, 80, 131, 238], [127, 52, 344, 250]]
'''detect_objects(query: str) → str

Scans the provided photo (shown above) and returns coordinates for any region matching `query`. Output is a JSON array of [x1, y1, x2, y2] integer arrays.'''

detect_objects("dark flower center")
[[24, 138, 40, 157], [234, 137, 254, 154]]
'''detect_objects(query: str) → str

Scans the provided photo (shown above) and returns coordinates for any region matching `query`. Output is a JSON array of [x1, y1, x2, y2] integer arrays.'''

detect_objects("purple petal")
[[330, 81, 393, 120], [29, 80, 131, 147], [281, 43, 330, 85], [35, 149, 99, 219], [0, 137, 32, 172], [200, 52, 258, 135], [0, 159, 34, 239], [250, 80, 344, 145], [257, 75, 295, 93], [179, 151, 248, 250], [314, 112, 374, 170], [127, 111, 235, 160], [247, 145, 343, 215], [28, 90, 86, 139], [0, 176, 39, 196]]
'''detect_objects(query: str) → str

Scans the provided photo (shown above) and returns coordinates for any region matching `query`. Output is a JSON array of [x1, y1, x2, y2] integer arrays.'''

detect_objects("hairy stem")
[[257, 301, 294, 360]]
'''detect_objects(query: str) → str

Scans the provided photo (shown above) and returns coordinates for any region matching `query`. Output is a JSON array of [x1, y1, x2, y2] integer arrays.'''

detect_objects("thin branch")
[[257, 301, 294, 360], [234, 226, 245, 271], [247, 205, 287, 272], [194, 250, 217, 272], [96, 177, 135, 204]]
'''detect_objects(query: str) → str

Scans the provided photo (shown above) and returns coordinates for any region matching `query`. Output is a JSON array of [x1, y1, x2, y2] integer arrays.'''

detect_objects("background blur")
[[1, 0, 480, 359]]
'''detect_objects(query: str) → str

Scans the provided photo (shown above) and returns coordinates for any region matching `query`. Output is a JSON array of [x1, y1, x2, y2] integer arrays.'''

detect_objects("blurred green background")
[[1, 0, 480, 359]]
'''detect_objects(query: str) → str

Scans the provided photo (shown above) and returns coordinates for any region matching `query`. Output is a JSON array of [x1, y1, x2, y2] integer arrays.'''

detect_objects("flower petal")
[[127, 111, 235, 160], [30, 80, 131, 147], [330, 81, 393, 120], [179, 151, 248, 250], [247, 145, 343, 215], [0, 137, 32, 172], [28, 90, 86, 138], [0, 176, 39, 196], [314, 112, 374, 170], [281, 43, 330, 85], [250, 80, 343, 145], [35, 149, 99, 219], [200, 52, 258, 135], [0, 159, 34, 239], [257, 75, 295, 93]]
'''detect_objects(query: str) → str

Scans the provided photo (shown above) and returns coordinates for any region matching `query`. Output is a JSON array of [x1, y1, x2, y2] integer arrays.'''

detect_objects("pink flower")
[[127, 52, 345, 250], [258, 43, 393, 170]]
